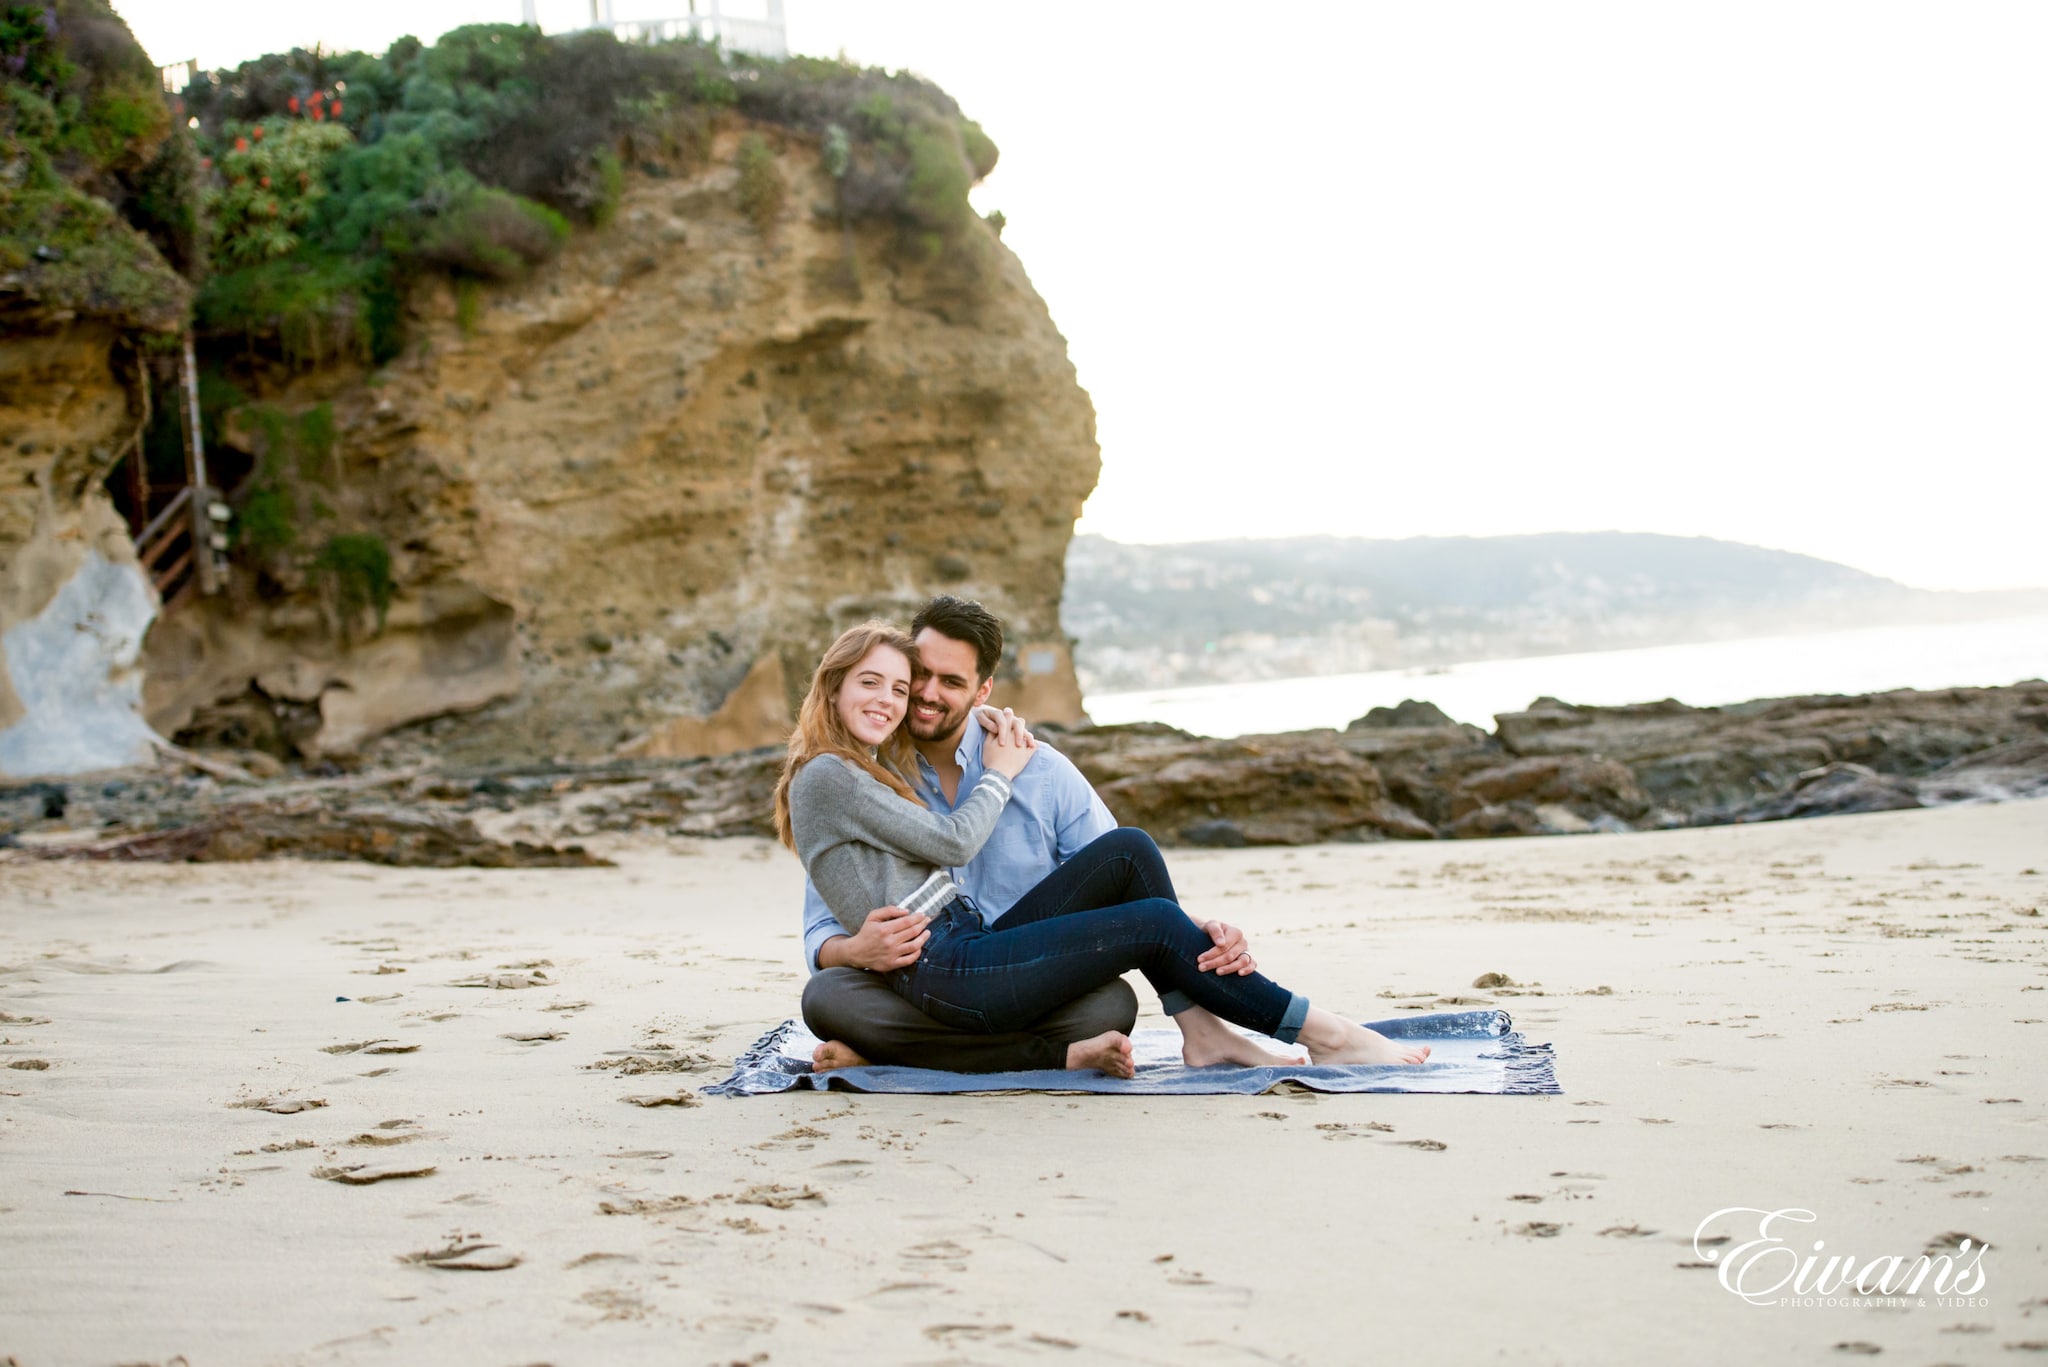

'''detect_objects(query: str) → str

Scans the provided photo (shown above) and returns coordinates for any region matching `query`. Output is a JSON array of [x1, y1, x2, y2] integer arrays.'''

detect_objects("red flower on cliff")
[[234, 136, 248, 151], [330, 100, 343, 117], [288, 95, 300, 113], [251, 124, 264, 140]]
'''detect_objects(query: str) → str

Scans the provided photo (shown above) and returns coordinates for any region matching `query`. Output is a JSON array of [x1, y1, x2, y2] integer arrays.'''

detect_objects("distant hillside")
[[1063, 532, 2037, 693]]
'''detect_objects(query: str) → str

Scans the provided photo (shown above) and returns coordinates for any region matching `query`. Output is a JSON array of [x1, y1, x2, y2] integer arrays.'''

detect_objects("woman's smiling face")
[[834, 644, 912, 747]]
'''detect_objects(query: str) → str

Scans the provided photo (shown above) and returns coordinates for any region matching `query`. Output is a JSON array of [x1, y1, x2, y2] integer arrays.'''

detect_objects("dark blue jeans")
[[894, 828, 1312, 1043]]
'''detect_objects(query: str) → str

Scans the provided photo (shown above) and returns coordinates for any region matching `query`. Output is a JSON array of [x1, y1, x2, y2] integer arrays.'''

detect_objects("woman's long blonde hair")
[[773, 621, 923, 850]]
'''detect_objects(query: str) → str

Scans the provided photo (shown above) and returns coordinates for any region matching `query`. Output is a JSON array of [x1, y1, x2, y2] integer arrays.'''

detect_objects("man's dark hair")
[[912, 595, 1005, 682]]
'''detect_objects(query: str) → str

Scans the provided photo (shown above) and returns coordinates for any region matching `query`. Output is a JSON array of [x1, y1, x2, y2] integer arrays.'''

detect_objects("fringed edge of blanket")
[[1365, 1008, 1512, 1040], [1484, 1036, 1560, 1095], [701, 1018, 810, 1096]]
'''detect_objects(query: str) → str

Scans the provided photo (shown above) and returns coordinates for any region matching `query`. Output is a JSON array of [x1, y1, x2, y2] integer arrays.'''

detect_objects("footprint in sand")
[[231, 1096, 327, 1114], [451, 968, 552, 990], [313, 1161, 436, 1184], [597, 1194, 695, 1216], [902, 1239, 973, 1272], [924, 1322, 1012, 1345], [1514, 1222, 1563, 1238], [730, 1183, 823, 1210], [400, 1238, 521, 1271], [7, 1059, 50, 1070], [620, 1089, 700, 1108], [1314, 1121, 1394, 1141], [585, 1051, 715, 1075], [499, 1030, 566, 1044], [321, 1040, 419, 1055], [1398, 1139, 1448, 1151]]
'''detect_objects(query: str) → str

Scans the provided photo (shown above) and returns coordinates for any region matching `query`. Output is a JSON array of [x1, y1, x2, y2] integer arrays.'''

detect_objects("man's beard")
[[907, 698, 969, 744]]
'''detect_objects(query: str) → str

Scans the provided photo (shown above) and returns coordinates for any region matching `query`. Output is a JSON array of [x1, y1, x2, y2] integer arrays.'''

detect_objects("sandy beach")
[[2, 798, 2044, 1364]]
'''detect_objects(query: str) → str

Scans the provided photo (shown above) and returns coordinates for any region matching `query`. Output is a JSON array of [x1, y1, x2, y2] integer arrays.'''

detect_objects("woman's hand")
[[980, 705, 1037, 780], [973, 703, 1035, 749], [1196, 919, 1257, 975]]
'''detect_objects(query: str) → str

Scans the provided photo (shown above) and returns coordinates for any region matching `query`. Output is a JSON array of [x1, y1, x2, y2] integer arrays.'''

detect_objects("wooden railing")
[[122, 331, 228, 611], [534, 0, 789, 58], [159, 59, 199, 94]]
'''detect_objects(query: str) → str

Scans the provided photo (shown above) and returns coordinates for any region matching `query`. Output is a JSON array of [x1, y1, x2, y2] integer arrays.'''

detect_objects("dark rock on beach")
[[1728, 763, 1921, 823], [1054, 725, 1436, 846], [1349, 699, 1458, 730], [38, 804, 610, 868]]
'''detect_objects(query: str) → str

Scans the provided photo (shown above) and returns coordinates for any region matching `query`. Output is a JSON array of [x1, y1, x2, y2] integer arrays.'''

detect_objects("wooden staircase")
[[126, 332, 228, 611]]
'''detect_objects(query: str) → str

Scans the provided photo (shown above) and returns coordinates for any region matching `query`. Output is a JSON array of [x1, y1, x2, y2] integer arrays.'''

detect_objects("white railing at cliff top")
[[525, 0, 788, 58]]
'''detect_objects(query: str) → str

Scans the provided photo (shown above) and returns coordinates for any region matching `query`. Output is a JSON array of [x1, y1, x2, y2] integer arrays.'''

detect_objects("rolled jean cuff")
[[1158, 989, 1194, 1016], [1273, 993, 1311, 1045]]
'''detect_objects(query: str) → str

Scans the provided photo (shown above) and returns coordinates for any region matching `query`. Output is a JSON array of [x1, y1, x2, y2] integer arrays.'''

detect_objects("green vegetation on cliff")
[[0, 0, 194, 328], [179, 26, 1001, 367]]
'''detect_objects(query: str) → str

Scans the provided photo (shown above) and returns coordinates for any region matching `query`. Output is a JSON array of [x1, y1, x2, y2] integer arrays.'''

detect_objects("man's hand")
[[817, 905, 930, 972], [1195, 919, 1257, 976]]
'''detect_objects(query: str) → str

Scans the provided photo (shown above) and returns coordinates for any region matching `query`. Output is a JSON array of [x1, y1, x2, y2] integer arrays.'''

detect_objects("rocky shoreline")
[[1057, 682, 2048, 845], [3, 682, 2043, 865]]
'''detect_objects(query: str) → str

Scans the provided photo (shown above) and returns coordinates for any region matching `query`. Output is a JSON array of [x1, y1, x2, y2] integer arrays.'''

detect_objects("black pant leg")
[[802, 968, 1135, 1073], [1026, 975, 1138, 1041]]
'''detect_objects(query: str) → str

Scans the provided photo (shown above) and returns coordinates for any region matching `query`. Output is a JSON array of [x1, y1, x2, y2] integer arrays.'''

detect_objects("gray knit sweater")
[[788, 752, 1013, 935]]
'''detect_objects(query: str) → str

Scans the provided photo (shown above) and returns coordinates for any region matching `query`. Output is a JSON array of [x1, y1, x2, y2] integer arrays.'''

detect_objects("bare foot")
[[1174, 1006, 1307, 1068], [1300, 1014, 1432, 1066], [1065, 1031, 1134, 1078], [811, 1040, 870, 1073]]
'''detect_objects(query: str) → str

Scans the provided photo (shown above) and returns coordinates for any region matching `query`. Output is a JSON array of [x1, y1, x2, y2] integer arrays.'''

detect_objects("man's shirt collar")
[[911, 718, 986, 808]]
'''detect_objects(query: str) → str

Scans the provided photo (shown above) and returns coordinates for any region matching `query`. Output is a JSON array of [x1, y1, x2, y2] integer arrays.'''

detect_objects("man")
[[798, 595, 1257, 1074]]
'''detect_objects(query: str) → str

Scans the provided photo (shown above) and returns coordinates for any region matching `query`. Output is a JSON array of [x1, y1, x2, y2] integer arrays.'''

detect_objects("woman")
[[773, 622, 1431, 1072]]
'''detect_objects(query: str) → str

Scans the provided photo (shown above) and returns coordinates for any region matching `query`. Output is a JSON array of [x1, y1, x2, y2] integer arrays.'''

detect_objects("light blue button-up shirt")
[[800, 722, 1116, 971]]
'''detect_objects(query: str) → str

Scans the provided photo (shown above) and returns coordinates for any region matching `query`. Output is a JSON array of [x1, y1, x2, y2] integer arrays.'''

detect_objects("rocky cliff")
[[0, 24, 1101, 778], [0, 322, 159, 773], [0, 0, 193, 776], [142, 125, 1097, 765]]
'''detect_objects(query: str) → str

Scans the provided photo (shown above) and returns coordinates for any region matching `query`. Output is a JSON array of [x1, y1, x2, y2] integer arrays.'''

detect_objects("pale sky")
[[122, 2, 2047, 591]]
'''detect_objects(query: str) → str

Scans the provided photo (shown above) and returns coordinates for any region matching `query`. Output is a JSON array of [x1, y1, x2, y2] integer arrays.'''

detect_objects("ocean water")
[[1083, 613, 2048, 738]]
